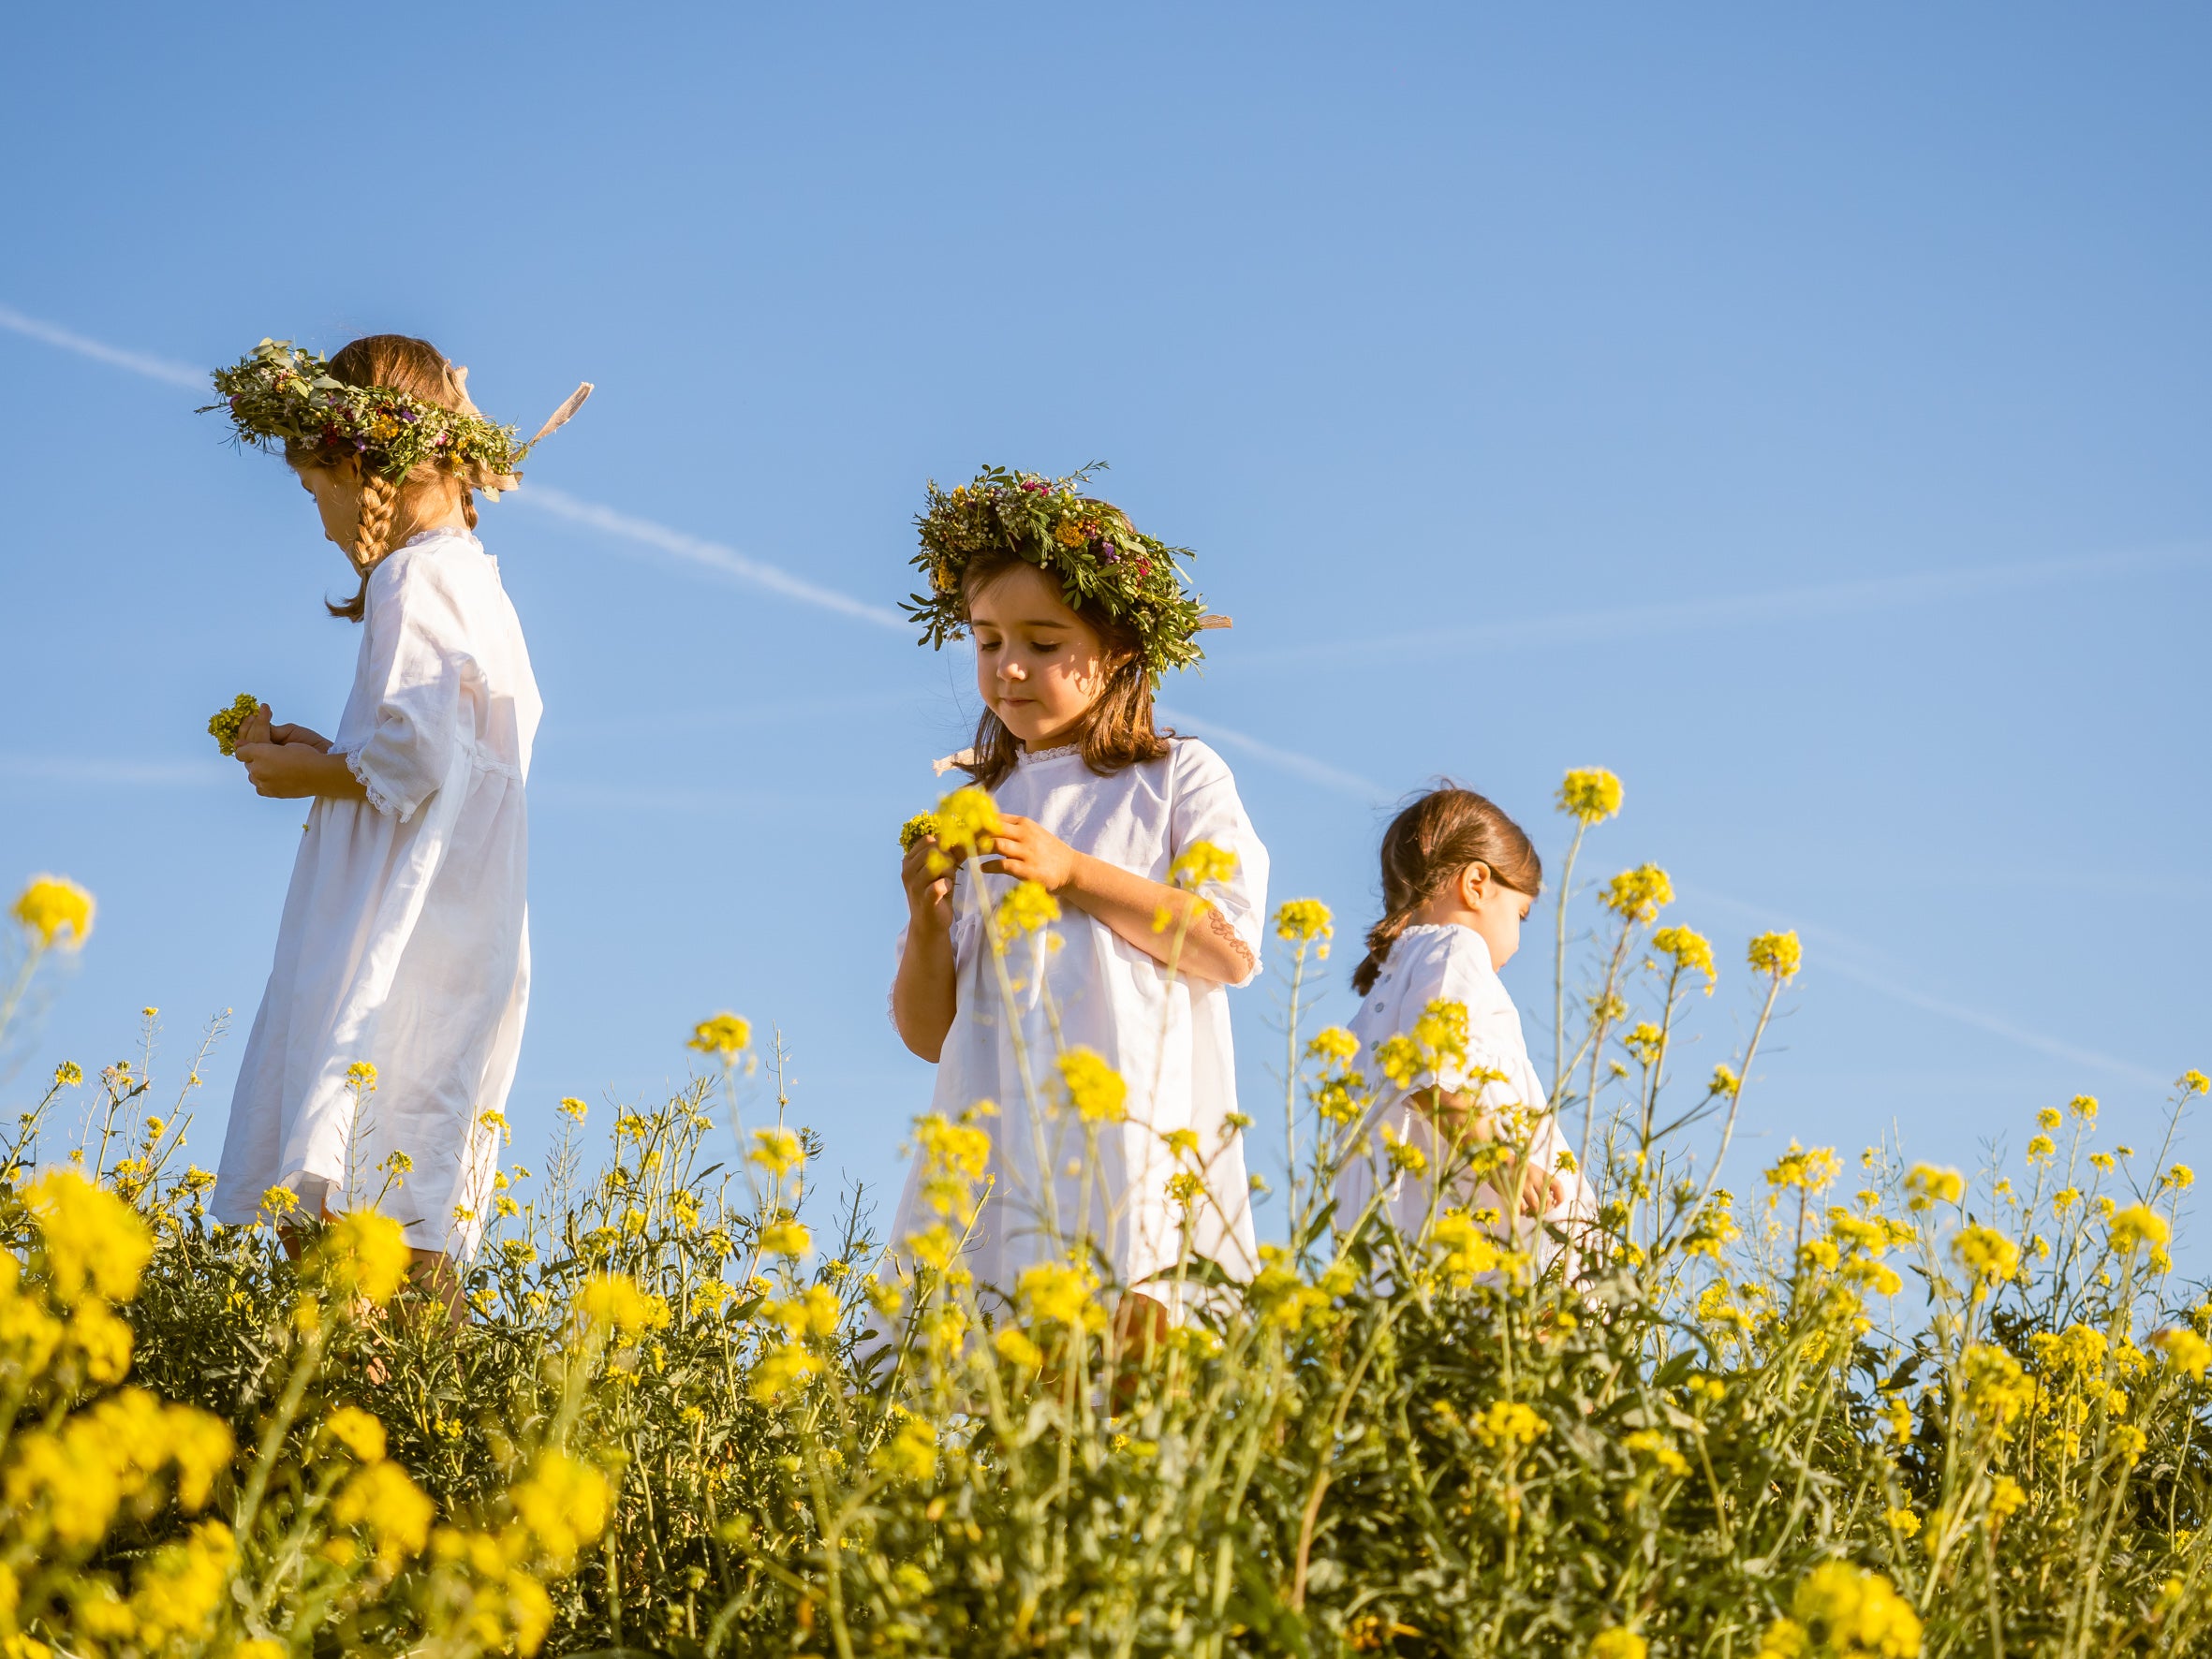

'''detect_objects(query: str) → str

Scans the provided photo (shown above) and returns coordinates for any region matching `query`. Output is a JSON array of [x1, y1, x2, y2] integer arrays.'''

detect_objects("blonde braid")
[[354, 468, 402, 565]]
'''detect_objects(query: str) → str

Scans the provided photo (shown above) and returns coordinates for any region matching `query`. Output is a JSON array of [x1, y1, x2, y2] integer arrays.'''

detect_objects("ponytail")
[[1350, 784, 1543, 997]]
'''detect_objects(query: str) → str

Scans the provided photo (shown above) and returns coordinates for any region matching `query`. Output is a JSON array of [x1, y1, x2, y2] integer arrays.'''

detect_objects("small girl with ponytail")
[[204, 334, 588, 1297], [1338, 785, 1589, 1257]]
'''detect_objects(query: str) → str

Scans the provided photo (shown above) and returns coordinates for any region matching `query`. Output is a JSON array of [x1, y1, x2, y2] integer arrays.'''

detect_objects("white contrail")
[[0, 755, 229, 787], [1235, 542, 2210, 670], [512, 486, 909, 632], [0, 301, 205, 389], [1158, 707, 1383, 800], [1675, 883, 2172, 1090]]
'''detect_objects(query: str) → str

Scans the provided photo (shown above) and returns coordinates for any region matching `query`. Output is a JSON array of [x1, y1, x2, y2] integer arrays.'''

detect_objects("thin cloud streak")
[[1236, 543, 2211, 671], [1158, 707, 1383, 800], [1677, 884, 2170, 1089], [0, 301, 205, 389], [515, 486, 909, 631], [0, 755, 230, 787]]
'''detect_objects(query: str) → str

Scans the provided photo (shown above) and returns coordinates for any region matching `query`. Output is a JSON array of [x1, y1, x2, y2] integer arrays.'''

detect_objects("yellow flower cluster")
[[899, 811, 940, 851], [1017, 1259, 1105, 1331], [1600, 864, 1673, 924], [995, 878, 1060, 936], [1472, 1401, 1546, 1450], [1273, 898, 1334, 956], [1747, 930, 1803, 981], [11, 874, 95, 949], [1760, 1561, 1922, 1658], [315, 1209, 413, 1307], [1170, 841, 1238, 890], [1557, 767, 1624, 825], [1652, 925, 1717, 991], [932, 787, 1001, 860], [1058, 1047, 1128, 1123], [1904, 1164, 1964, 1211], [876, 1410, 938, 1482], [574, 1273, 671, 1338], [686, 1012, 752, 1059], [207, 691, 261, 756]]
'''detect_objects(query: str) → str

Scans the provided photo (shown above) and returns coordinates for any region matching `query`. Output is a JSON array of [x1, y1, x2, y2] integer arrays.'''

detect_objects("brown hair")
[[956, 545, 1172, 789], [286, 335, 478, 622], [1350, 785, 1543, 997]]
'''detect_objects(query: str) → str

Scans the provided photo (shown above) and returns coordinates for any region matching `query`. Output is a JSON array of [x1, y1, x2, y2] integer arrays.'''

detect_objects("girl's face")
[[1418, 860, 1536, 971], [1465, 866, 1534, 972], [967, 562, 1116, 749], [295, 463, 361, 555]]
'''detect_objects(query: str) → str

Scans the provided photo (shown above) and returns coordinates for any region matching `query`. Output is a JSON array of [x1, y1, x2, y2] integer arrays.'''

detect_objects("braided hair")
[[285, 335, 477, 623], [1350, 785, 1543, 997]]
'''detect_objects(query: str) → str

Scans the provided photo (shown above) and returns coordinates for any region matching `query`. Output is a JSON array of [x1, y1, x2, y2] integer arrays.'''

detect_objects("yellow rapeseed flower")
[[1953, 1225, 2020, 1296], [1600, 865, 1673, 924], [1171, 841, 1238, 890], [1787, 1562, 1922, 1657], [2108, 1204, 2171, 1255], [1585, 1630, 1645, 1659], [1652, 925, 1717, 991], [995, 878, 1060, 936], [11, 874, 95, 948], [1904, 1164, 1964, 1211], [2069, 1094, 2099, 1122], [899, 811, 939, 850], [1017, 1259, 1104, 1330], [509, 1450, 611, 1569], [2180, 1069, 2210, 1096], [1274, 898, 1334, 956], [1747, 930, 1803, 981], [1471, 1400, 1546, 1450], [325, 1405, 389, 1462], [2151, 1327, 2212, 1382], [875, 1411, 938, 1482], [933, 786, 1001, 857], [26, 1169, 153, 1304], [317, 1210, 411, 1306], [1058, 1047, 1128, 1123], [558, 1095, 589, 1122], [687, 1012, 752, 1058], [332, 1460, 435, 1569], [995, 1327, 1045, 1369], [759, 1219, 811, 1258], [1557, 768, 1624, 825], [574, 1273, 672, 1338]]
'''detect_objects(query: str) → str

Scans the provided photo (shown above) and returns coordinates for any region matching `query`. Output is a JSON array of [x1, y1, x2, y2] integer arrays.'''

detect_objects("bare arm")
[[892, 837, 959, 1062], [983, 815, 1255, 986], [1411, 1086, 1562, 1216], [232, 703, 367, 802]]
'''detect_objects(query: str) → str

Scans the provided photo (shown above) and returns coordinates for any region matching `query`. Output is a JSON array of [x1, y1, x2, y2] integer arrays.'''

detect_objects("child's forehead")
[[969, 563, 1084, 627]]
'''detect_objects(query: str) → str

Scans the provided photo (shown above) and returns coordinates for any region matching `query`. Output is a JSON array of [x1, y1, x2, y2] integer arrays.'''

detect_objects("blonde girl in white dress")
[[206, 335, 587, 1299], [1336, 786, 1592, 1269], [888, 467, 1267, 1343]]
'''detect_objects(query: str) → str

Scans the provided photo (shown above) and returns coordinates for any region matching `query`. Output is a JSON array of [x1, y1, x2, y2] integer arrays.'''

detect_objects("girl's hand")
[[234, 702, 274, 755], [980, 815, 1081, 891], [269, 722, 332, 752], [902, 836, 957, 935], [236, 741, 367, 801]]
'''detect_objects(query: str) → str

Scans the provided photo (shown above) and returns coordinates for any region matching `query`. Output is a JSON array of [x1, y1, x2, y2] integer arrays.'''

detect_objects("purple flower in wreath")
[[393, 406, 419, 423]]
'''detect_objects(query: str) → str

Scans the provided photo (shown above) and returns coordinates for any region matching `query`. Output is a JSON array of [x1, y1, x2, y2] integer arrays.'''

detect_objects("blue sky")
[[2, 6, 2205, 1252]]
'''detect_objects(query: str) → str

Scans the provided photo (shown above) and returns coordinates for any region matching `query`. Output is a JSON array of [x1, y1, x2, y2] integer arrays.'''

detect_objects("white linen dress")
[[1335, 923, 1591, 1264], [214, 528, 539, 1258], [886, 738, 1269, 1303]]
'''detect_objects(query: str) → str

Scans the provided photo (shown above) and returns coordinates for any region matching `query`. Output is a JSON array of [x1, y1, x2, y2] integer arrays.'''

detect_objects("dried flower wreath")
[[201, 339, 589, 497], [906, 464, 1227, 683]]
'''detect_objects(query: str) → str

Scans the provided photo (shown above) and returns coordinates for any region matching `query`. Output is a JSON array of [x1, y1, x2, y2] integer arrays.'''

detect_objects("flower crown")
[[905, 464, 1227, 683], [201, 339, 590, 497]]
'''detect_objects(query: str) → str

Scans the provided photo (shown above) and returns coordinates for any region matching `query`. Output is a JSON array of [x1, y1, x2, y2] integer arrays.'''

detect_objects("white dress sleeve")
[[1166, 741, 1271, 985], [1432, 938, 1544, 1114], [343, 553, 476, 822]]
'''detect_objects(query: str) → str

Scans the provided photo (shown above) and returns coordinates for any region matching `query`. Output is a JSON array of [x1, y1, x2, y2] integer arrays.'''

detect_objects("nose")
[[1000, 658, 1027, 683]]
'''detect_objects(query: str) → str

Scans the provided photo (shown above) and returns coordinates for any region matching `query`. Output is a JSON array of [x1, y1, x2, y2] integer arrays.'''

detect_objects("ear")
[[1461, 860, 1495, 906]]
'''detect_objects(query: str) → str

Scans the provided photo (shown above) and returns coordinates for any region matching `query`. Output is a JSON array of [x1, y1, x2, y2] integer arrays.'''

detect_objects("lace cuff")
[[342, 748, 416, 822]]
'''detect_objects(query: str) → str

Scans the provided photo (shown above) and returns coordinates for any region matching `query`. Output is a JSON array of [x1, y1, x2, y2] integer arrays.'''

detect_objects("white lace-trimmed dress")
[[214, 528, 540, 1258], [1335, 923, 1592, 1263], [886, 738, 1269, 1305]]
